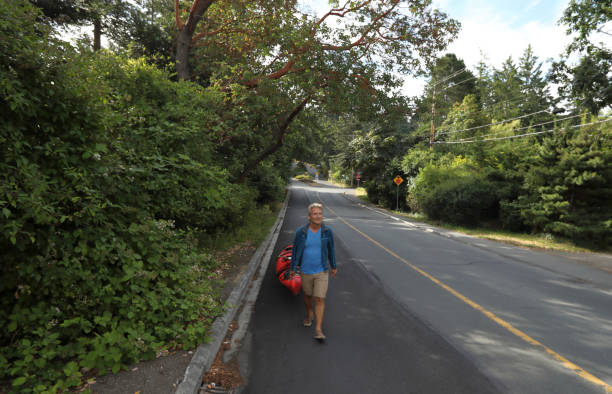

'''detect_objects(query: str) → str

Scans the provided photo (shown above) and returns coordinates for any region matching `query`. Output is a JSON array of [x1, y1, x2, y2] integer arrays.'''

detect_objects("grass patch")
[[355, 187, 367, 197], [295, 173, 314, 182], [326, 178, 352, 188], [355, 188, 370, 203], [199, 201, 282, 251]]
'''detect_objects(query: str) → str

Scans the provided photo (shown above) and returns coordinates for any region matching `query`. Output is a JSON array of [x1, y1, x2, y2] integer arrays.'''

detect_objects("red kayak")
[[276, 244, 301, 295]]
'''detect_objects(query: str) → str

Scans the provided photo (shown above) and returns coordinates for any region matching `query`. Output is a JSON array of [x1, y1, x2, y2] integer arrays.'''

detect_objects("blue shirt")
[[290, 223, 336, 273], [301, 228, 324, 274]]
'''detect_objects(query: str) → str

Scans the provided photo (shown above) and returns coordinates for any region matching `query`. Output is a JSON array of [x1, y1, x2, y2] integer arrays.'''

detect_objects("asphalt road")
[[240, 181, 612, 394]]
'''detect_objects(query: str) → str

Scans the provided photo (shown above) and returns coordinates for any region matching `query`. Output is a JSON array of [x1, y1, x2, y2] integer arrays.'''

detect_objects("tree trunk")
[[175, 0, 216, 80], [176, 28, 192, 80], [237, 94, 313, 183], [93, 17, 101, 51]]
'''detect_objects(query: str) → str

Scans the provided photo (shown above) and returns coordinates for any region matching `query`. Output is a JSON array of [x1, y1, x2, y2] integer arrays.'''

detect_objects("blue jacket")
[[290, 223, 337, 273]]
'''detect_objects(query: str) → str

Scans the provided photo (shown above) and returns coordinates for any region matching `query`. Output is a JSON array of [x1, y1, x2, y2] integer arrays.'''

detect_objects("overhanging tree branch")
[[237, 90, 320, 183], [242, 0, 405, 87], [174, 0, 184, 30], [321, 0, 399, 50]]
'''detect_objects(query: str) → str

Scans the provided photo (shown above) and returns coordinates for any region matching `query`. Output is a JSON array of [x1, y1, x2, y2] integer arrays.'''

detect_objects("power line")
[[431, 67, 469, 88], [437, 75, 478, 92], [436, 109, 552, 136], [434, 118, 612, 144], [413, 86, 556, 129], [596, 28, 612, 37], [420, 64, 558, 146], [452, 113, 584, 142], [411, 94, 542, 127]]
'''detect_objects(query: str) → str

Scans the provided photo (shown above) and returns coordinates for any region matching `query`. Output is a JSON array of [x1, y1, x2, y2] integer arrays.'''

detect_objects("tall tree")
[[173, 0, 460, 182], [32, 0, 134, 50], [110, 0, 176, 65], [490, 57, 522, 120], [517, 45, 554, 126], [174, 0, 460, 82], [551, 0, 612, 113], [560, 0, 612, 54], [516, 120, 612, 245], [474, 54, 492, 108], [417, 53, 477, 137]]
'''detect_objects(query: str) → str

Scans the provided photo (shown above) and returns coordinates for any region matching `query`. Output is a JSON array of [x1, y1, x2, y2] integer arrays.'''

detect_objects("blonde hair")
[[308, 202, 323, 215]]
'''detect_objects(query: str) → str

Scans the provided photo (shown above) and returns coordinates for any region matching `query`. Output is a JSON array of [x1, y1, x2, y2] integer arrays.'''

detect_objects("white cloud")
[[525, 0, 542, 11], [445, 10, 571, 69], [298, 0, 329, 17]]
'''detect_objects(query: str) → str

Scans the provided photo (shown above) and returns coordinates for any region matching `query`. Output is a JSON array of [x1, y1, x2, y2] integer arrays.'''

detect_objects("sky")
[[300, 0, 577, 96]]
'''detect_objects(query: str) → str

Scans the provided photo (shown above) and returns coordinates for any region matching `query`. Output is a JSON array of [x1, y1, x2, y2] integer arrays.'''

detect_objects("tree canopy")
[[3, 0, 611, 391]]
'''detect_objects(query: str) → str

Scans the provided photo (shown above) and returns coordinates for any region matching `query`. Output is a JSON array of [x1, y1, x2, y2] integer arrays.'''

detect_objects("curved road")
[[240, 181, 612, 394]]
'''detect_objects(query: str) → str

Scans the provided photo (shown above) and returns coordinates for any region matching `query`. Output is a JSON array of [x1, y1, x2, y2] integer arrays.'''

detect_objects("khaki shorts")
[[301, 271, 329, 298]]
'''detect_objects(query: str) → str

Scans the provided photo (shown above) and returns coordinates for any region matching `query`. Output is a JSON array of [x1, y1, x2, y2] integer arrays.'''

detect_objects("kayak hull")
[[276, 244, 301, 295]]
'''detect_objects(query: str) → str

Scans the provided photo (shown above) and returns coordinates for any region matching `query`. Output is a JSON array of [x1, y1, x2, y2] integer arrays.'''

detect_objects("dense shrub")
[[247, 162, 288, 205], [88, 54, 254, 231], [292, 161, 308, 177], [516, 122, 612, 246], [0, 3, 254, 391], [410, 159, 499, 225], [499, 200, 529, 231], [363, 158, 409, 211]]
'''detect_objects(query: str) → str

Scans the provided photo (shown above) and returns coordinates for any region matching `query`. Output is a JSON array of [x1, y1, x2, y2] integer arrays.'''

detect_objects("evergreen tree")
[[517, 45, 554, 126], [412, 53, 477, 140], [474, 54, 493, 109], [490, 57, 522, 120], [32, 0, 135, 50], [517, 119, 612, 246]]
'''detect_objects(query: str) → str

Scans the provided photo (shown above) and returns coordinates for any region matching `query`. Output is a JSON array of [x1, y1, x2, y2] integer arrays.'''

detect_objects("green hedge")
[[410, 160, 499, 226], [0, 2, 254, 391], [516, 123, 612, 246]]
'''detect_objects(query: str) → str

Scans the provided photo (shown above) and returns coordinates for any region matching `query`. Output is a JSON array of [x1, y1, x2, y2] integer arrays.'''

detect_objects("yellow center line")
[[323, 200, 612, 393]]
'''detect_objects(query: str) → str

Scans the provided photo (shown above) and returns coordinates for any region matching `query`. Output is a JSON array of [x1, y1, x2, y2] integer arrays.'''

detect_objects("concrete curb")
[[175, 190, 290, 394]]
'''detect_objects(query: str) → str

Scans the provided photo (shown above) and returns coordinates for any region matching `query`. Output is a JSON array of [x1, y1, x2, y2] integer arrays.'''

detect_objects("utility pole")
[[429, 82, 436, 149]]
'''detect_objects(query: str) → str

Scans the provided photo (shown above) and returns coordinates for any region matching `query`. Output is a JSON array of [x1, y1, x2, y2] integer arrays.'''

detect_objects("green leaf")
[[2, 207, 10, 218], [63, 361, 78, 376], [12, 376, 27, 386]]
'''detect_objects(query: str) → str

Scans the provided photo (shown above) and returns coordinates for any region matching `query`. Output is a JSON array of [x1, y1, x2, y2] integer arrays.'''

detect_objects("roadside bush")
[[247, 162, 288, 205], [363, 158, 409, 211], [0, 3, 232, 391], [516, 122, 612, 246], [292, 161, 308, 177], [89, 54, 254, 231], [499, 200, 529, 231], [2, 220, 222, 392], [410, 159, 498, 226]]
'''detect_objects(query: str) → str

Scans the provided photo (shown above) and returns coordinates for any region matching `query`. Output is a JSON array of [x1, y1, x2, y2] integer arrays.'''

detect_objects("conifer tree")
[[517, 121, 612, 246], [517, 45, 554, 126]]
